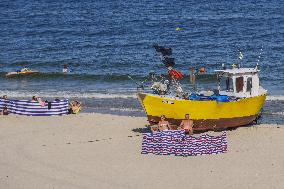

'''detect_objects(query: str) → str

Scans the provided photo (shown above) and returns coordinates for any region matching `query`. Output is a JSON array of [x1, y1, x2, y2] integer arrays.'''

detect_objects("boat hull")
[[137, 92, 266, 131], [146, 115, 257, 131]]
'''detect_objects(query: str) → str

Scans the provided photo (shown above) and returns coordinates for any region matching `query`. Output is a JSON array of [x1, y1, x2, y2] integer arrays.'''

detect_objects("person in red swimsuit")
[[179, 114, 193, 135]]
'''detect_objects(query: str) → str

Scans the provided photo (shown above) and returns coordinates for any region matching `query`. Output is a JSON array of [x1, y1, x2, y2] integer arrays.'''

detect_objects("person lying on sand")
[[0, 106, 9, 115], [179, 114, 193, 135], [68, 101, 81, 114]]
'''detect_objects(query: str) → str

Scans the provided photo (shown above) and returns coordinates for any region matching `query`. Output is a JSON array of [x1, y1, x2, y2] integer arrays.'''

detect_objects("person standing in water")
[[63, 64, 68, 73], [199, 67, 206, 74], [189, 67, 196, 85], [179, 114, 194, 135]]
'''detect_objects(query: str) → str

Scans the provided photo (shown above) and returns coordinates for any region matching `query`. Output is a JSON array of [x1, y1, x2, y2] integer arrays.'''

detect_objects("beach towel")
[[141, 130, 227, 156]]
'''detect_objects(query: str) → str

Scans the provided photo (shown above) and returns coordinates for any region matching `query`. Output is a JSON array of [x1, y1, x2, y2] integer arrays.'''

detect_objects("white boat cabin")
[[215, 68, 266, 98]]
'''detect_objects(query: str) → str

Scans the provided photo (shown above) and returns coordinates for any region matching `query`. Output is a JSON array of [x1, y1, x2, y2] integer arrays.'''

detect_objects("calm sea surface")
[[0, 0, 283, 123]]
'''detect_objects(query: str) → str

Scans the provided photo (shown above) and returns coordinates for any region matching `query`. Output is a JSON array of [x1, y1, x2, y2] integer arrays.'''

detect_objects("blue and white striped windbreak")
[[141, 130, 227, 156], [0, 98, 68, 116]]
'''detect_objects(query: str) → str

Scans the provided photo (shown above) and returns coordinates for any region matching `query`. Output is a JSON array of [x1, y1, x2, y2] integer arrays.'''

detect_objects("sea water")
[[0, 0, 283, 124]]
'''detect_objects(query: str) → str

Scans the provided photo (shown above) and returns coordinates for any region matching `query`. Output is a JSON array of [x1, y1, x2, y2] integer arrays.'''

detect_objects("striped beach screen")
[[141, 130, 227, 156], [0, 98, 69, 116]]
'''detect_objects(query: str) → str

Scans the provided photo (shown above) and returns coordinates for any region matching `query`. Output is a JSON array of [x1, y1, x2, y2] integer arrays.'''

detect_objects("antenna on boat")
[[238, 50, 244, 68], [225, 44, 229, 68], [256, 46, 263, 70]]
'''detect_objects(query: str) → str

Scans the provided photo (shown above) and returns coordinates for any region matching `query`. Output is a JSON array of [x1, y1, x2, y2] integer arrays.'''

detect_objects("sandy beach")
[[0, 113, 283, 189]]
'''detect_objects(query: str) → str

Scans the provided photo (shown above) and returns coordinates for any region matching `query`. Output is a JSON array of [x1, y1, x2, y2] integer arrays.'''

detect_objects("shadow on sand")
[[132, 127, 151, 134]]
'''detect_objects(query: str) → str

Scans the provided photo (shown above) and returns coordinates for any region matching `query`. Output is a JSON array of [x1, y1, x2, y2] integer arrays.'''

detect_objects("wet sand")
[[0, 113, 283, 189]]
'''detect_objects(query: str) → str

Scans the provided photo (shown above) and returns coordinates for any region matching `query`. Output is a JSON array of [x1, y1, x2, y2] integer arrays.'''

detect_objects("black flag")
[[153, 44, 175, 67]]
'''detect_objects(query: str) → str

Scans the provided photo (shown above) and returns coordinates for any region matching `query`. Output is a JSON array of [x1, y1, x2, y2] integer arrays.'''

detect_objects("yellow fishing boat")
[[136, 45, 267, 131], [137, 68, 267, 131]]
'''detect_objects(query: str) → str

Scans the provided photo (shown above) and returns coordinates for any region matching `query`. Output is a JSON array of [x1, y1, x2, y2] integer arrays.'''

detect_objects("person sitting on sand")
[[0, 106, 9, 115], [32, 96, 38, 102], [179, 114, 193, 135], [31, 96, 45, 107], [68, 101, 81, 114], [158, 115, 171, 131]]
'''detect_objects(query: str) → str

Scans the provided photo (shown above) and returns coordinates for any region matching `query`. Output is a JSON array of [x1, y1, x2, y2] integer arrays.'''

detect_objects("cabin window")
[[236, 77, 244, 93], [247, 77, 252, 92], [220, 76, 233, 91], [226, 77, 233, 91]]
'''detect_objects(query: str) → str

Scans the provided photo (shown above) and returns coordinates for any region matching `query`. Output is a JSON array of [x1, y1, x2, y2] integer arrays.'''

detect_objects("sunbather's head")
[[2, 95, 7, 99], [160, 115, 166, 120], [32, 96, 38, 101], [185, 114, 190, 119]]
